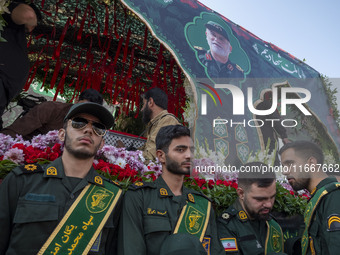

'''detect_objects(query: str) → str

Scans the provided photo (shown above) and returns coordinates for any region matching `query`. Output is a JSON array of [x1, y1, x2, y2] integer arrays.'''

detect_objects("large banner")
[[121, 0, 340, 167]]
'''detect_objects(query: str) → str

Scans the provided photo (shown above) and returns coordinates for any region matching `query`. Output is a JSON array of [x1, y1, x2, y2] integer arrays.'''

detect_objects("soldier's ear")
[[148, 97, 155, 107], [307, 156, 318, 166], [58, 129, 65, 142], [156, 149, 166, 164], [236, 187, 245, 200]]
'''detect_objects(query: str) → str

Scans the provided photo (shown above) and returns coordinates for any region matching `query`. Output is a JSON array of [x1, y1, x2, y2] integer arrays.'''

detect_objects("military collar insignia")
[[159, 188, 169, 197], [206, 52, 212, 61], [94, 176, 103, 185], [187, 193, 195, 203], [222, 213, 230, 220], [46, 166, 58, 176], [238, 210, 248, 221]]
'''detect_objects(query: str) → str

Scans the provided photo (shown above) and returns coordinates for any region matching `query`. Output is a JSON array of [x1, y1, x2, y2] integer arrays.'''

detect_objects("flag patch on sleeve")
[[221, 238, 238, 251]]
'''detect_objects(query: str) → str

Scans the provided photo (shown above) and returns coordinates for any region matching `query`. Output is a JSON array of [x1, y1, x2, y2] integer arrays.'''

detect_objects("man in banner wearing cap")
[[217, 162, 287, 254], [280, 141, 340, 255], [197, 21, 244, 80], [118, 125, 224, 255], [0, 102, 122, 254]]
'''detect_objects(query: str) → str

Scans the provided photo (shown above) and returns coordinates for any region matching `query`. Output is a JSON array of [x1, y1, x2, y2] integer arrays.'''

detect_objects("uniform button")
[[70, 194, 74, 199]]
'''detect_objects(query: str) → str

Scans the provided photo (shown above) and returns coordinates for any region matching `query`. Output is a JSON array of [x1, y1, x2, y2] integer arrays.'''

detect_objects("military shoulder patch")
[[129, 181, 155, 190], [328, 214, 340, 232], [15, 164, 44, 175], [202, 237, 211, 254], [221, 237, 238, 252]]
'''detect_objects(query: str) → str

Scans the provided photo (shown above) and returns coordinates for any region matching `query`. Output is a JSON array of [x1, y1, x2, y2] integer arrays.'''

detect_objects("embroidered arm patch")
[[221, 238, 238, 252], [328, 214, 340, 232]]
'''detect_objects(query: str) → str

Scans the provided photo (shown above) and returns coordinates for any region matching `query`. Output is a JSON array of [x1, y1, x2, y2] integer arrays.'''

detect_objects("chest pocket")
[[237, 235, 264, 255], [144, 215, 172, 235], [13, 200, 59, 224]]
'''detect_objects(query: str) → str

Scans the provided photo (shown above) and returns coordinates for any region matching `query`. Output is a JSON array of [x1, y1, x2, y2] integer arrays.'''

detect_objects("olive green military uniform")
[[0, 157, 121, 254], [117, 176, 224, 255], [217, 199, 286, 255], [302, 176, 340, 255], [141, 110, 180, 161], [197, 50, 244, 80]]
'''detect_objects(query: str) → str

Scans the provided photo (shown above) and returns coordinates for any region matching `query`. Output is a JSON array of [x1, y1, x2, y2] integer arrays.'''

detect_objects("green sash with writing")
[[301, 182, 340, 255], [173, 193, 211, 242], [38, 183, 122, 255], [265, 219, 284, 254]]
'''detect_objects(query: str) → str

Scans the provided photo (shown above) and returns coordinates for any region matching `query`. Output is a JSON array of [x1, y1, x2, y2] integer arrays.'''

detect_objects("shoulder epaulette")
[[129, 181, 156, 190], [14, 164, 44, 175], [103, 177, 122, 188], [226, 206, 238, 216]]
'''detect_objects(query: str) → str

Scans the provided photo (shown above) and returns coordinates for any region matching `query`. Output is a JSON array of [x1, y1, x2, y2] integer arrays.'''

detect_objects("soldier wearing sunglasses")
[[0, 102, 123, 254]]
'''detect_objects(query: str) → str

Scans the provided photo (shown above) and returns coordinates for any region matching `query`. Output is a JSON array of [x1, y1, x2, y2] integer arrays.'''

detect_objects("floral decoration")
[[0, 131, 308, 216]]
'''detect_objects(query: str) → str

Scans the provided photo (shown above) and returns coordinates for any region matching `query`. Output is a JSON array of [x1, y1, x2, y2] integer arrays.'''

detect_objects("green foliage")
[[274, 183, 307, 216], [0, 160, 18, 179], [321, 75, 340, 127], [0, 162, 307, 216]]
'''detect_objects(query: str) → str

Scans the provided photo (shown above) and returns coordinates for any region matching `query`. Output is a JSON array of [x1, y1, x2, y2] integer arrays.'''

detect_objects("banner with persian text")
[[121, 0, 339, 168]]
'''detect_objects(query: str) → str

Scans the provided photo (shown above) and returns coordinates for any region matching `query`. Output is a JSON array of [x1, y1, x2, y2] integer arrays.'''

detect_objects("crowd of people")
[[0, 94, 339, 254], [0, 4, 339, 254]]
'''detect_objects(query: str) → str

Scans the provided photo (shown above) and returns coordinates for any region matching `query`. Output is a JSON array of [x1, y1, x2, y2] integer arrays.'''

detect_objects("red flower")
[[194, 178, 206, 188], [208, 180, 215, 188], [12, 143, 25, 150], [215, 180, 223, 186]]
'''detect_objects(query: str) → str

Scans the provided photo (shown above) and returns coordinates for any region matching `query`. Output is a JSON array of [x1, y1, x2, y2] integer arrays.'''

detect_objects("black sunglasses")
[[69, 117, 107, 136]]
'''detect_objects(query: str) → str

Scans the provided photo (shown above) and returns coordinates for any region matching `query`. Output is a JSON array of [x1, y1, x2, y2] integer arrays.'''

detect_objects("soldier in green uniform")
[[279, 141, 340, 255], [197, 21, 244, 80], [118, 125, 224, 255], [0, 102, 122, 254], [217, 162, 287, 254]]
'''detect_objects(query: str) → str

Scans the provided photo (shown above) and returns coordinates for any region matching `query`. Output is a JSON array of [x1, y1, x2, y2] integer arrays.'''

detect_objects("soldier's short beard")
[[290, 177, 310, 192], [142, 103, 152, 124], [165, 154, 190, 175], [244, 196, 271, 221], [64, 131, 100, 159]]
